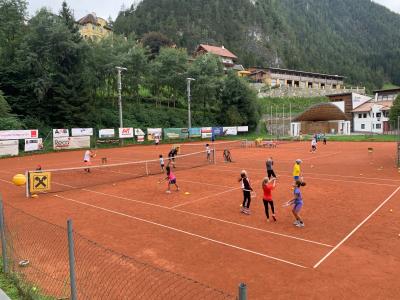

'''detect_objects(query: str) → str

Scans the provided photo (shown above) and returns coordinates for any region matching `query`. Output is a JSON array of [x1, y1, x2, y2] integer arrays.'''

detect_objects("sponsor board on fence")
[[53, 129, 69, 138], [201, 127, 212, 139], [163, 128, 189, 139], [96, 139, 120, 145], [53, 136, 90, 150], [223, 127, 238, 135], [189, 128, 201, 138], [0, 140, 19, 156], [119, 128, 134, 138], [147, 128, 162, 140], [99, 129, 115, 138], [0, 130, 38, 140], [71, 128, 93, 137], [134, 128, 145, 136], [24, 138, 43, 152], [237, 126, 249, 132], [212, 127, 223, 136]]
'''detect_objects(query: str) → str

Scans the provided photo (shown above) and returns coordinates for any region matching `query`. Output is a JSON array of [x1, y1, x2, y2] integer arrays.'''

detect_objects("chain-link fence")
[[0, 196, 247, 299]]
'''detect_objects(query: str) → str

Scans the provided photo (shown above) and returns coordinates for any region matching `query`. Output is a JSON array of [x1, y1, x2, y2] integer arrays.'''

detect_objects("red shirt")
[[263, 184, 273, 201]]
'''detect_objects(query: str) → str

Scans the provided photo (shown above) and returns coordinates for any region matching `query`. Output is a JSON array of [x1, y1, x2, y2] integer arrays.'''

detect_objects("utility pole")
[[116, 66, 127, 129], [186, 78, 195, 130]]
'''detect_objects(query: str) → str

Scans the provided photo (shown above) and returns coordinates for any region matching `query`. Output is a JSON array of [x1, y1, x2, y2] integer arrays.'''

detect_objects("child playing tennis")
[[288, 180, 306, 227], [293, 159, 302, 183], [262, 177, 277, 222], [266, 157, 276, 179], [206, 144, 211, 162], [163, 166, 179, 193], [168, 147, 178, 168], [310, 138, 317, 153], [239, 170, 253, 214], [223, 149, 232, 162], [83, 149, 95, 173], [159, 154, 165, 172]]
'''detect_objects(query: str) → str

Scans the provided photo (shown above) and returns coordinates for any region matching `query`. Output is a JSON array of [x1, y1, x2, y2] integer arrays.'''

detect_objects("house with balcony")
[[77, 13, 112, 41], [352, 101, 393, 133], [194, 44, 238, 70], [373, 88, 400, 101]]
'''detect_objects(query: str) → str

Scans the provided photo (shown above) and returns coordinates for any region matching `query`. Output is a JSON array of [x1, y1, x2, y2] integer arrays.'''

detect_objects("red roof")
[[197, 44, 237, 59]]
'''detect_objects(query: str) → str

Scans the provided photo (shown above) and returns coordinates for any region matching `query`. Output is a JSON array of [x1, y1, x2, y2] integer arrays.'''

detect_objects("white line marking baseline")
[[313, 186, 400, 269], [54, 194, 308, 269]]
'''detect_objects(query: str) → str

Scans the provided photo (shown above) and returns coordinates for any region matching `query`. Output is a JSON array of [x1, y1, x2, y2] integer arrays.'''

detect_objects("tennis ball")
[[31, 194, 38, 198], [12, 174, 26, 186]]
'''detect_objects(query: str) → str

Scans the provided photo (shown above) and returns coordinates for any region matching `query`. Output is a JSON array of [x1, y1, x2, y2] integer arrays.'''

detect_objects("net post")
[[238, 282, 247, 300], [0, 194, 8, 274], [25, 171, 30, 198], [67, 219, 78, 300]]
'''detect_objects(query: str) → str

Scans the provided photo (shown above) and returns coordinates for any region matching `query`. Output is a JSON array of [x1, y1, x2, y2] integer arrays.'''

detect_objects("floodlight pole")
[[116, 67, 127, 129], [187, 78, 195, 130]]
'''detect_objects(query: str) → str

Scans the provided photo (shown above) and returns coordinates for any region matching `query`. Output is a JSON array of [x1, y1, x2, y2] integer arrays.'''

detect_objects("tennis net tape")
[[26, 149, 215, 195]]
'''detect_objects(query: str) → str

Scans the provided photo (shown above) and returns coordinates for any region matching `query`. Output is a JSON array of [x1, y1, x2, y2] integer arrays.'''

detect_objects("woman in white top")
[[84, 149, 94, 172]]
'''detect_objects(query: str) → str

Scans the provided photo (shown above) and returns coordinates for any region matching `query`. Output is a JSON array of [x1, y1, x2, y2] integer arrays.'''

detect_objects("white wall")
[[353, 104, 389, 133], [290, 122, 301, 136], [352, 93, 372, 109]]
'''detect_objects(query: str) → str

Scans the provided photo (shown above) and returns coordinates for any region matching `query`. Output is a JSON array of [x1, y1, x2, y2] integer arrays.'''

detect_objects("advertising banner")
[[53, 136, 90, 150], [163, 128, 189, 139], [119, 128, 134, 138], [0, 140, 19, 156], [188, 128, 201, 138], [223, 127, 238, 136], [201, 127, 212, 139], [134, 128, 145, 136], [99, 129, 115, 138], [147, 128, 162, 141], [53, 129, 69, 138], [237, 126, 249, 132], [0, 130, 38, 140], [212, 127, 224, 136], [71, 128, 93, 137], [24, 138, 43, 152], [136, 136, 145, 142]]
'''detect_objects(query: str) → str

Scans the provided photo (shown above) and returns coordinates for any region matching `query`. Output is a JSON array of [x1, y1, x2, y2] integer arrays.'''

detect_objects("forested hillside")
[[114, 0, 400, 89]]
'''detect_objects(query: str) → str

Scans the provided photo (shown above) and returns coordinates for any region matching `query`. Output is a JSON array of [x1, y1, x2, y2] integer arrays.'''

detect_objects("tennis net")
[[179, 140, 247, 154], [26, 150, 214, 196]]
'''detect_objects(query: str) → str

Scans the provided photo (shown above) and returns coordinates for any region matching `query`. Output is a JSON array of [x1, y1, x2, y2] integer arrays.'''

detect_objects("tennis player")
[[262, 177, 277, 222], [311, 138, 317, 153], [291, 180, 306, 227], [155, 135, 160, 146], [159, 154, 165, 172], [239, 170, 253, 214], [223, 149, 232, 162], [83, 149, 95, 173], [164, 166, 179, 193], [206, 144, 211, 162], [266, 157, 276, 179], [168, 147, 178, 168], [293, 159, 302, 182]]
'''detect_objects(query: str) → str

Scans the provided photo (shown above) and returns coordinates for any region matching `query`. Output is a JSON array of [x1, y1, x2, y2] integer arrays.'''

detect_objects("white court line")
[[53, 194, 308, 269], [171, 187, 241, 209], [72, 187, 333, 248], [313, 186, 400, 269], [212, 166, 398, 187], [0, 178, 13, 185]]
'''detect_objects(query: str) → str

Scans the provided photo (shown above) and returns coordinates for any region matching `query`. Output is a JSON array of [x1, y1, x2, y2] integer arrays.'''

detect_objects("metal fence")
[[0, 195, 247, 299]]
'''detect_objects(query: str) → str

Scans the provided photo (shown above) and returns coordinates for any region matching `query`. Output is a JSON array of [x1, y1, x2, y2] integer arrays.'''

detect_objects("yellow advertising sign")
[[29, 172, 51, 193]]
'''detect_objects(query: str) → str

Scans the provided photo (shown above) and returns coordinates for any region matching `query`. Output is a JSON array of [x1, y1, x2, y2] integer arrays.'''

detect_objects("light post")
[[116, 66, 127, 129], [186, 78, 195, 130]]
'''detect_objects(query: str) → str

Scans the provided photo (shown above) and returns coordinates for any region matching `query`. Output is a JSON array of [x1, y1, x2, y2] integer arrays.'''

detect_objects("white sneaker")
[[166, 190, 171, 194], [295, 222, 304, 228], [293, 220, 299, 225]]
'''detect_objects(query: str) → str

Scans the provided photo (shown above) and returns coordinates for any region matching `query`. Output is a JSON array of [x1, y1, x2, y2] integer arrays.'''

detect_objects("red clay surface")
[[0, 141, 399, 299]]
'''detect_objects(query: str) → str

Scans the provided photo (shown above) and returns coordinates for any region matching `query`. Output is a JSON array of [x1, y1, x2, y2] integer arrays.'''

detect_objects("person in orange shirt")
[[262, 177, 277, 222]]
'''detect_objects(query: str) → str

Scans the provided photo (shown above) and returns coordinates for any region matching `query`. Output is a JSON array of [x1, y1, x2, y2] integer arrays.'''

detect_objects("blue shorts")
[[293, 202, 303, 213], [169, 179, 176, 184], [294, 176, 300, 181]]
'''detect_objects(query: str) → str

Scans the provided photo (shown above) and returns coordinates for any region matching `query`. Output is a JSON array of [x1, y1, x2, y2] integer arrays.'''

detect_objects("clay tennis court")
[[0, 141, 399, 299]]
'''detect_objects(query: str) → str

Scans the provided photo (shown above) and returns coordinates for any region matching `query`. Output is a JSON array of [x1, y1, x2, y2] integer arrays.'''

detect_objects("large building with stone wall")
[[248, 67, 344, 89]]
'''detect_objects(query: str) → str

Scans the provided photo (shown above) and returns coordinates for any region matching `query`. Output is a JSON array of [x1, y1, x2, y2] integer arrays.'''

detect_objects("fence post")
[[238, 282, 247, 300], [0, 194, 8, 273], [67, 219, 78, 300]]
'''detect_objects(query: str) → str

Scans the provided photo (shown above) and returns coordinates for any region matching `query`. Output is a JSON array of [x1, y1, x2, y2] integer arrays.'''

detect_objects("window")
[[321, 83, 325, 89], [358, 114, 362, 118], [294, 81, 300, 87], [376, 113, 381, 118], [308, 82, 313, 88], [363, 113, 367, 118], [287, 80, 293, 86], [361, 124, 365, 129], [376, 124, 381, 129], [332, 84, 337, 89]]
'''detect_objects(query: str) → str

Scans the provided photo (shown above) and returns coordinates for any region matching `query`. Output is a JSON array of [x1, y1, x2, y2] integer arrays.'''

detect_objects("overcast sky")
[[27, 0, 400, 20]]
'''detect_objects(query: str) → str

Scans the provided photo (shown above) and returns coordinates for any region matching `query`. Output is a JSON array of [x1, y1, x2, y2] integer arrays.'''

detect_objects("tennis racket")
[[282, 200, 294, 207]]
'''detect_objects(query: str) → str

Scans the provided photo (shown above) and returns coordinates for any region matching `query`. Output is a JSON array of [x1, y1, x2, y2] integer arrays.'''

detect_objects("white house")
[[352, 101, 393, 133]]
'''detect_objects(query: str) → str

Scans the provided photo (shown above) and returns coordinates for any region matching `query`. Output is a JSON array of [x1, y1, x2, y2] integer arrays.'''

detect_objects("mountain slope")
[[114, 0, 400, 89]]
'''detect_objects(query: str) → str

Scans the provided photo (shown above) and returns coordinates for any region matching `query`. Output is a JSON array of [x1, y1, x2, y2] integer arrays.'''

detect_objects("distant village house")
[[77, 13, 112, 41], [194, 44, 243, 71]]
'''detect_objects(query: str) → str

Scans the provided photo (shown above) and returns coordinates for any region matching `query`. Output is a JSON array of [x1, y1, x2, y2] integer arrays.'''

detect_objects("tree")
[[218, 72, 260, 129], [59, 1, 81, 42], [142, 32, 174, 59], [389, 95, 400, 129], [0, 90, 23, 129]]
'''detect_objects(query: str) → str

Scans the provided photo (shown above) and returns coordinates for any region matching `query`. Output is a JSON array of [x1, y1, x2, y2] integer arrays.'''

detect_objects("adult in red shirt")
[[262, 177, 277, 222]]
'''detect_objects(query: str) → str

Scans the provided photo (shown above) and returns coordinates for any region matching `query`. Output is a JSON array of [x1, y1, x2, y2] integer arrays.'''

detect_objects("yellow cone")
[[184, 192, 190, 195]]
